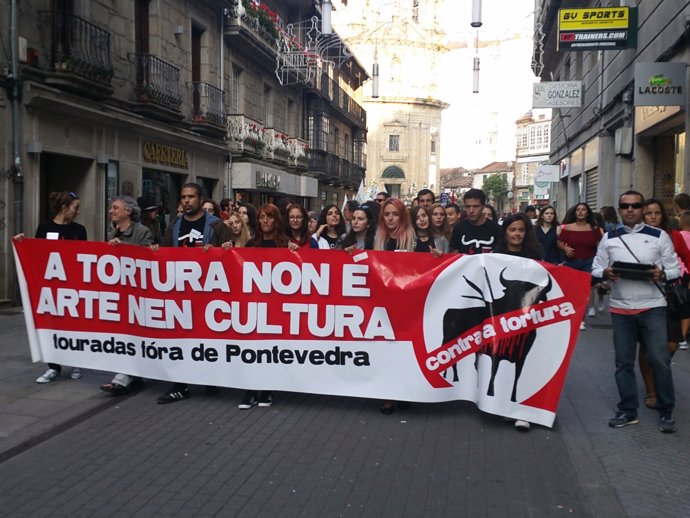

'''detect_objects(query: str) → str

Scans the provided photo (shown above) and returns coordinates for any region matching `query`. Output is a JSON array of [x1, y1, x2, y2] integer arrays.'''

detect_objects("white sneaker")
[[70, 368, 82, 380], [36, 368, 60, 384], [514, 420, 531, 431], [679, 341, 689, 351], [588, 307, 596, 317], [580, 322, 586, 331], [598, 302, 605, 312]]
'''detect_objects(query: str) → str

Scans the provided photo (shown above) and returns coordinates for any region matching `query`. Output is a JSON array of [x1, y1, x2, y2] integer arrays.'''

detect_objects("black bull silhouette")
[[440, 268, 553, 402]]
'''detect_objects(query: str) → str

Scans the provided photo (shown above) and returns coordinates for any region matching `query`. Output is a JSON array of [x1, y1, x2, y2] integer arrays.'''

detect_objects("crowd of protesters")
[[14, 185, 690, 434]]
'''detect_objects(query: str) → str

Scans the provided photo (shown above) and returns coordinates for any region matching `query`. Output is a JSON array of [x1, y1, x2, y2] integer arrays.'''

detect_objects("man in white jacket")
[[592, 190, 679, 433]]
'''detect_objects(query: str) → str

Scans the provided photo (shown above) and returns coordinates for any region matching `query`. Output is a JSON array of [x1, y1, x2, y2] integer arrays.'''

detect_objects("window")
[[430, 139, 436, 154], [521, 163, 529, 185], [389, 134, 399, 152], [412, 0, 419, 23], [231, 67, 240, 113]]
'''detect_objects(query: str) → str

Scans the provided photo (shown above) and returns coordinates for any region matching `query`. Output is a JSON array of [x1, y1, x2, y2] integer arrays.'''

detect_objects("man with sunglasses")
[[592, 190, 679, 433]]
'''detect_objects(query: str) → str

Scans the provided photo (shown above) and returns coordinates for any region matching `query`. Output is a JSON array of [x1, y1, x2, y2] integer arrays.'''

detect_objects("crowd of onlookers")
[[16, 185, 690, 433]]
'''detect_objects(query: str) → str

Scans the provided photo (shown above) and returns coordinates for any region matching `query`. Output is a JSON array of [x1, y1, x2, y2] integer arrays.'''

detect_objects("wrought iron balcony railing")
[[130, 53, 182, 112], [42, 11, 113, 86], [191, 82, 226, 128]]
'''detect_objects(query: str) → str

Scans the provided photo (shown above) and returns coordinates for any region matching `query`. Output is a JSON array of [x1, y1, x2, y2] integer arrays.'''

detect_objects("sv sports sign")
[[13, 240, 590, 427]]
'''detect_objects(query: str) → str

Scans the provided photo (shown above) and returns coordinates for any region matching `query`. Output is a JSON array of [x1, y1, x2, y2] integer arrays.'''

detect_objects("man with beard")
[[156, 183, 223, 404]]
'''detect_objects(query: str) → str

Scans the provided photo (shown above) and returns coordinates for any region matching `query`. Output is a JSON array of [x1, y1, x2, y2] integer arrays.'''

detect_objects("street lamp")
[[471, 0, 482, 28], [322, 0, 332, 35]]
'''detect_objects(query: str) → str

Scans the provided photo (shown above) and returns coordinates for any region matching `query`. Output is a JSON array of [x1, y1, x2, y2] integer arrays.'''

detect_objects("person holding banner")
[[221, 212, 251, 249], [375, 198, 415, 414], [156, 183, 223, 404], [449, 189, 501, 255], [342, 205, 377, 251], [311, 204, 347, 249], [237, 201, 257, 240], [20, 191, 87, 384], [100, 196, 152, 396], [493, 212, 544, 430], [410, 206, 444, 256], [430, 203, 452, 250], [374, 198, 414, 253], [592, 190, 679, 433], [239, 203, 286, 409], [285, 204, 312, 251]]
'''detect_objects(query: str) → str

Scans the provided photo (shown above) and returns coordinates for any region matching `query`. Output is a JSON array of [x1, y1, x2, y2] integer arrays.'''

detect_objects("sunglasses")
[[619, 203, 643, 210], [69, 192, 78, 199]]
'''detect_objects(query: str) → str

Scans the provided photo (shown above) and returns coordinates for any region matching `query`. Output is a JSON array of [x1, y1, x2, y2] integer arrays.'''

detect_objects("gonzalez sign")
[[533, 81, 583, 108], [13, 240, 591, 427], [558, 7, 637, 51]]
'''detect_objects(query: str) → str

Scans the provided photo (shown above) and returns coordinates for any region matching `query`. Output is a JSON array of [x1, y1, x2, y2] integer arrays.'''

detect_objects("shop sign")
[[536, 164, 560, 183], [142, 142, 189, 169], [256, 170, 281, 190], [533, 82, 583, 108], [634, 62, 686, 107], [558, 7, 637, 51]]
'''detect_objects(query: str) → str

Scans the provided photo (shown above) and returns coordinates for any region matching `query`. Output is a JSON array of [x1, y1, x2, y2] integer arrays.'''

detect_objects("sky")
[[439, 0, 538, 169]]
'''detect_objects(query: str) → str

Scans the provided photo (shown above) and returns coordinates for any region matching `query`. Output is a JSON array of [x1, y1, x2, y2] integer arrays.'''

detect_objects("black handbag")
[[664, 276, 690, 319]]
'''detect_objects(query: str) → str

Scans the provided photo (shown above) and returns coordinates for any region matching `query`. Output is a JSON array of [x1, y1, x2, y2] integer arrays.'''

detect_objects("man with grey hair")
[[107, 196, 152, 246], [99, 196, 152, 395]]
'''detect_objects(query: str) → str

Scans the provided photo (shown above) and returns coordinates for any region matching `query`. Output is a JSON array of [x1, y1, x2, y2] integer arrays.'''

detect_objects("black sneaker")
[[609, 411, 639, 428], [659, 414, 677, 433], [157, 387, 190, 404], [238, 391, 258, 409], [257, 391, 273, 407]]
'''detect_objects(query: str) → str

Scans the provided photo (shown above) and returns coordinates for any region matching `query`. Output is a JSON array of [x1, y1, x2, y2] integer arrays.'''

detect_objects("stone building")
[[0, 0, 367, 303], [332, 0, 448, 203], [533, 1, 690, 211]]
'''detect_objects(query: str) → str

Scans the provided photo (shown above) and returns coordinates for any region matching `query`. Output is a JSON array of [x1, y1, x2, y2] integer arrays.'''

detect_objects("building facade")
[[514, 108, 552, 210], [0, 0, 367, 303], [533, 0, 690, 214], [333, 0, 448, 203]]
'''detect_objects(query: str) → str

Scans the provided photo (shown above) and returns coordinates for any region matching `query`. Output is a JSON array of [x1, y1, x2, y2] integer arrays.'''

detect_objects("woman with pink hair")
[[374, 198, 415, 252]]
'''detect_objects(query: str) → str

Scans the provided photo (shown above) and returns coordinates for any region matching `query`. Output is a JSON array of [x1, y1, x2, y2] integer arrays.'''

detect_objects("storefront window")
[[142, 169, 185, 222]]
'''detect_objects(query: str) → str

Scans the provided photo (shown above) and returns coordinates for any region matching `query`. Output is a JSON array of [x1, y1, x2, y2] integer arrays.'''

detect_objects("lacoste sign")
[[634, 62, 686, 107]]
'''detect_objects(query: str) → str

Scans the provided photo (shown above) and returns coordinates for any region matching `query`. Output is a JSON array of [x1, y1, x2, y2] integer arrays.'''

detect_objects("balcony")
[[130, 53, 183, 121], [313, 74, 366, 128], [228, 114, 267, 157], [223, 0, 279, 64], [40, 11, 114, 98], [287, 138, 309, 170], [190, 82, 227, 138], [264, 129, 291, 165]]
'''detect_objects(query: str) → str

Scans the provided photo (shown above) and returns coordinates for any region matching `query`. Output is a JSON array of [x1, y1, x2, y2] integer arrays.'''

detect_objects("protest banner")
[[13, 239, 590, 427]]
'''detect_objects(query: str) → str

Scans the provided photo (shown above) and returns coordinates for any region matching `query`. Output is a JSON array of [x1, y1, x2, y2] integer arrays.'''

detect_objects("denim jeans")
[[611, 307, 675, 414]]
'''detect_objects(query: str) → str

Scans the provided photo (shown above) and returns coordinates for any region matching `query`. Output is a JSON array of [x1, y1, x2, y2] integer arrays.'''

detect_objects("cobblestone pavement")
[[0, 308, 688, 517]]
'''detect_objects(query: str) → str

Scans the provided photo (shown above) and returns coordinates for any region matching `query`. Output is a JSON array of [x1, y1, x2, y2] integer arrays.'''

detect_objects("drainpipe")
[[9, 0, 23, 236]]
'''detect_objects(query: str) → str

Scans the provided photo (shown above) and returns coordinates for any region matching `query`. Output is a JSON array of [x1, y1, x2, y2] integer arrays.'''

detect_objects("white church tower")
[[333, 0, 449, 201]]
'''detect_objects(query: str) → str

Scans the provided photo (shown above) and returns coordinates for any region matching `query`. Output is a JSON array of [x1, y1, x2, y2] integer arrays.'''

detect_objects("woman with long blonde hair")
[[374, 198, 414, 252]]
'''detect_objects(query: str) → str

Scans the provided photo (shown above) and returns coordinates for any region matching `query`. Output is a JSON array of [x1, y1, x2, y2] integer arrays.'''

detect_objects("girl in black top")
[[410, 206, 442, 256], [32, 191, 87, 383], [534, 205, 561, 264], [342, 205, 377, 251], [495, 213, 543, 260]]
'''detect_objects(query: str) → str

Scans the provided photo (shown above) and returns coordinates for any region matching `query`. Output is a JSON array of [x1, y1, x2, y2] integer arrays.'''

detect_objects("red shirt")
[[558, 227, 602, 259]]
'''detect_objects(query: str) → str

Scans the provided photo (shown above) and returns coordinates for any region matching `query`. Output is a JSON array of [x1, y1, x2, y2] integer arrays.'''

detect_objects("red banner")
[[13, 239, 590, 427]]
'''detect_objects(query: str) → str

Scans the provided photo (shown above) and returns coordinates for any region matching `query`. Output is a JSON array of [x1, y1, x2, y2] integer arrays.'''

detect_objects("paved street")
[[0, 306, 688, 517]]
